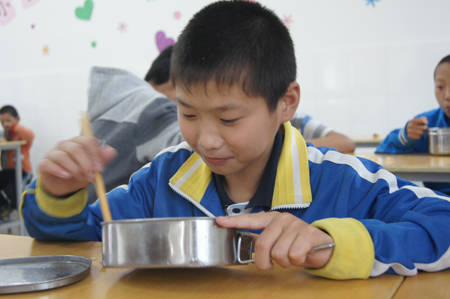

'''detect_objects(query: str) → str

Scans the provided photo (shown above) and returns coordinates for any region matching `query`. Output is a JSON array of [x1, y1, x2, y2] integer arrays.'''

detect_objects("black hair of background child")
[[0, 105, 19, 118], [144, 45, 174, 85], [171, 0, 296, 112], [434, 54, 450, 79]]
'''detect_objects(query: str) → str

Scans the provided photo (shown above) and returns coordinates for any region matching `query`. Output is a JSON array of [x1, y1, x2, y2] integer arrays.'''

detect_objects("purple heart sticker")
[[155, 31, 175, 52]]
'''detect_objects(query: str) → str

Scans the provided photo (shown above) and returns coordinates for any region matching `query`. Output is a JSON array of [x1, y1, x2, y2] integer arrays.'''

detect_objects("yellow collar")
[[169, 121, 312, 209]]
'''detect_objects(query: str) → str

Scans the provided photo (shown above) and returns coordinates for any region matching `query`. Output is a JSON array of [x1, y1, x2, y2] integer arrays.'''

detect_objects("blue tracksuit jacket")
[[21, 122, 450, 280]]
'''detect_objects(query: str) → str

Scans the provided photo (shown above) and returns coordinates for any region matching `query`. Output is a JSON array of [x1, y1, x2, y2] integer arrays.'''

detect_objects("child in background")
[[21, 1, 450, 280], [376, 54, 450, 195], [0, 105, 34, 218], [291, 110, 355, 153], [86, 46, 184, 203]]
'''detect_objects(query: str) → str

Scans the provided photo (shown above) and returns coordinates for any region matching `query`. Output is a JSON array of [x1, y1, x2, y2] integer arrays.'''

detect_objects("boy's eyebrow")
[[176, 98, 192, 108], [176, 98, 244, 111]]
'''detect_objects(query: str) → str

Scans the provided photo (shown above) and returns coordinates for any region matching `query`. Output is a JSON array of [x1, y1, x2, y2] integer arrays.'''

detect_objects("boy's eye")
[[221, 118, 239, 124], [183, 114, 196, 119], [436, 85, 443, 90]]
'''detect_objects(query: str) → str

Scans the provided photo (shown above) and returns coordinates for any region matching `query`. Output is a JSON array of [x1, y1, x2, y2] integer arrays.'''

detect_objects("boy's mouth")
[[204, 156, 231, 165]]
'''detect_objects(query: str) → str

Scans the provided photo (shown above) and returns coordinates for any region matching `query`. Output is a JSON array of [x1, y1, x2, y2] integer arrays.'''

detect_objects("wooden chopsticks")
[[81, 113, 113, 222]]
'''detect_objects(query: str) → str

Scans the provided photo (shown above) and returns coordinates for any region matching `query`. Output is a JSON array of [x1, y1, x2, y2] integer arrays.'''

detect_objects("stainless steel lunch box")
[[428, 127, 450, 155], [102, 217, 254, 268]]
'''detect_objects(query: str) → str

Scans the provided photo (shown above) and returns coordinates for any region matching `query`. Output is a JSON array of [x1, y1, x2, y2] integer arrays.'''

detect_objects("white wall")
[[1, 0, 449, 175]]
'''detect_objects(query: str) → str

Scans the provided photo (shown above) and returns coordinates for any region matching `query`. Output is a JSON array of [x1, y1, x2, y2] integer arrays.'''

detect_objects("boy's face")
[[435, 62, 450, 118], [176, 82, 284, 181], [0, 112, 19, 131]]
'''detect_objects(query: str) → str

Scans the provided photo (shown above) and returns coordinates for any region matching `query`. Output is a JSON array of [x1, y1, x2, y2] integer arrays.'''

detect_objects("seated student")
[[87, 46, 183, 203], [291, 110, 355, 153], [21, 1, 450, 280], [376, 54, 450, 195], [87, 47, 354, 203], [0, 105, 34, 218]]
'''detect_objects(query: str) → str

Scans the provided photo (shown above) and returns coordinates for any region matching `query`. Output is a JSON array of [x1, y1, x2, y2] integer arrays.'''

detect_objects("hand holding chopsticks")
[[81, 113, 113, 222]]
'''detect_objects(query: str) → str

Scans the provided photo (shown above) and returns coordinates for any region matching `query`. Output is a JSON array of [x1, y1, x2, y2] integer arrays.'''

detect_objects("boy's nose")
[[198, 122, 223, 150]]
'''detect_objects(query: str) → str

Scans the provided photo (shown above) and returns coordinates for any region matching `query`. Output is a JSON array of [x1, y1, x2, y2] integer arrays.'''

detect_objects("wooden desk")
[[393, 271, 450, 298], [0, 234, 404, 299], [351, 135, 385, 148], [355, 153, 450, 183], [0, 140, 27, 235]]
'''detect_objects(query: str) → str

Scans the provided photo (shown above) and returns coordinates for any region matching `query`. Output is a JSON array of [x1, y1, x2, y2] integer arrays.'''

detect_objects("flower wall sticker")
[[366, 0, 379, 7], [282, 15, 293, 29], [42, 45, 50, 56], [0, 0, 16, 26], [117, 21, 128, 33], [75, 0, 94, 21]]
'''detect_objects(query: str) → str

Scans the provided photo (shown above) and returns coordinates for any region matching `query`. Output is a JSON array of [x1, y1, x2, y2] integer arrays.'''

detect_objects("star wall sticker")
[[42, 45, 50, 56], [366, 0, 379, 7], [282, 14, 293, 29], [117, 21, 127, 33]]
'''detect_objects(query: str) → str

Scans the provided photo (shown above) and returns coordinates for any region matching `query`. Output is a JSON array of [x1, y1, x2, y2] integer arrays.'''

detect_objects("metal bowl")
[[102, 217, 254, 268], [428, 127, 450, 155]]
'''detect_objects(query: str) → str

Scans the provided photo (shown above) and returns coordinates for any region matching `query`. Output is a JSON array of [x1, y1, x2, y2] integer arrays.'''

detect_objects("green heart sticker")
[[75, 0, 94, 21]]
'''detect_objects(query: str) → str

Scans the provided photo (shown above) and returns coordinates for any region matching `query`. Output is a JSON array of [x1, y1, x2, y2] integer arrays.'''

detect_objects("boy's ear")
[[279, 82, 300, 123]]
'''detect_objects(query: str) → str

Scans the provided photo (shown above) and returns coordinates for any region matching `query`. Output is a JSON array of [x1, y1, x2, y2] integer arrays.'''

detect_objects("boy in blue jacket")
[[21, 1, 450, 280], [376, 54, 450, 195]]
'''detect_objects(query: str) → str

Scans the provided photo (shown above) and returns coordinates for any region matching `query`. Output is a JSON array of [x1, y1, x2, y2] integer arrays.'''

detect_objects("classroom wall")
[[1, 0, 449, 176]]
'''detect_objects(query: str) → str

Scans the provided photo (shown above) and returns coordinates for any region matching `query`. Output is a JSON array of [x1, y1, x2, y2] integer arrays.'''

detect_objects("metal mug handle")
[[236, 231, 254, 264]]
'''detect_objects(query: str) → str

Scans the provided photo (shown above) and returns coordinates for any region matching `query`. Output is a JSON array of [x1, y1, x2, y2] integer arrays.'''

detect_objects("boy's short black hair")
[[0, 105, 18, 118], [171, 0, 296, 112], [144, 45, 174, 85], [434, 54, 450, 79]]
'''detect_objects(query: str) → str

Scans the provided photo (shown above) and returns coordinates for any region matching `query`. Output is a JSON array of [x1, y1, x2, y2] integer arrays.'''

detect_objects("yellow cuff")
[[306, 218, 374, 280], [35, 177, 88, 218]]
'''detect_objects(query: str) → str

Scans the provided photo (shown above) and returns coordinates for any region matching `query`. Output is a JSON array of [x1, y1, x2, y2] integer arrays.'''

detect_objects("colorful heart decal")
[[75, 0, 94, 21], [155, 31, 175, 52]]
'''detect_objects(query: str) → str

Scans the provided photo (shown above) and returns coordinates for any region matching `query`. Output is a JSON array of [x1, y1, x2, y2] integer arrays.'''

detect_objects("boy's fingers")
[[216, 212, 279, 230], [70, 136, 105, 171], [44, 149, 92, 181], [269, 226, 299, 268], [57, 141, 97, 181], [419, 116, 428, 125], [39, 158, 73, 179], [410, 117, 428, 127], [99, 146, 117, 166]]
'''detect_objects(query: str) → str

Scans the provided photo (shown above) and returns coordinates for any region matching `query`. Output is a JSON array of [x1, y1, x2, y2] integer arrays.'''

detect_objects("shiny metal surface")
[[428, 128, 450, 155], [0, 255, 91, 294], [102, 217, 254, 268]]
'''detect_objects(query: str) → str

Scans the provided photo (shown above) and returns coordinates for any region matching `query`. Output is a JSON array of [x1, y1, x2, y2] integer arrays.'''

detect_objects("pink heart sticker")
[[22, 0, 41, 9], [155, 31, 175, 52], [0, 0, 16, 26]]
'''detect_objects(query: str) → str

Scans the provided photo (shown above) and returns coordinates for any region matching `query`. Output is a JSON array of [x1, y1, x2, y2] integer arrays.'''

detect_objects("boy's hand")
[[216, 212, 334, 270], [406, 116, 428, 140], [38, 136, 117, 197]]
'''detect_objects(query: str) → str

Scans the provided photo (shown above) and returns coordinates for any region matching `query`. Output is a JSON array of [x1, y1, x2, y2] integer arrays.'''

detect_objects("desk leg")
[[14, 144, 24, 236]]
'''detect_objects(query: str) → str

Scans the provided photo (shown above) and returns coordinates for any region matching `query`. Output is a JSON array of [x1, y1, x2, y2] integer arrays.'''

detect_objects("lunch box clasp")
[[237, 231, 254, 264]]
